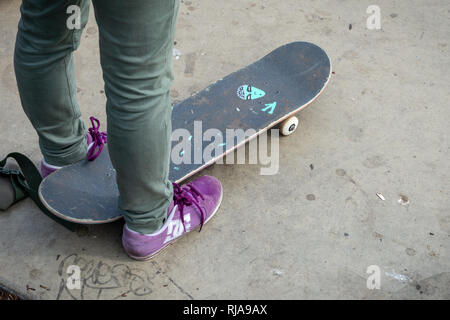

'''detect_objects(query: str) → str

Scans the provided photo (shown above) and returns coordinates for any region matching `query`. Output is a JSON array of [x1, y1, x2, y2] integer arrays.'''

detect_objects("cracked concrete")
[[0, 0, 449, 299]]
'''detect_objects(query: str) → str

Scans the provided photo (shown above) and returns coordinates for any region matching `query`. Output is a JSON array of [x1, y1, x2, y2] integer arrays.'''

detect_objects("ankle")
[[42, 158, 62, 170]]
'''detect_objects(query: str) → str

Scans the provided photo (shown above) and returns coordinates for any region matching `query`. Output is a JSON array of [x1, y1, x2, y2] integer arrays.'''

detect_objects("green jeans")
[[14, 0, 179, 234]]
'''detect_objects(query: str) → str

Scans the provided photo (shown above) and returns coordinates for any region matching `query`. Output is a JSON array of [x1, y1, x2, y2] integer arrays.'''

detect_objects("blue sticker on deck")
[[262, 101, 277, 114], [237, 85, 266, 100]]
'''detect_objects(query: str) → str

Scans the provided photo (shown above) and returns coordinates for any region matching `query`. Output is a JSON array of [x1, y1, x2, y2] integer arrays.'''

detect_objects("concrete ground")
[[0, 0, 449, 300]]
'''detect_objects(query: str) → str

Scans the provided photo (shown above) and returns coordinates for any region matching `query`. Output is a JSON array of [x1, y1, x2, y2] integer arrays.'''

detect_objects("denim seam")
[[63, 54, 77, 138], [165, 0, 179, 67]]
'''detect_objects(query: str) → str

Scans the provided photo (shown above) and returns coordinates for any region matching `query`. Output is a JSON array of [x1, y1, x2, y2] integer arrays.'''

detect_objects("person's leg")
[[14, 0, 90, 167], [92, 0, 179, 234]]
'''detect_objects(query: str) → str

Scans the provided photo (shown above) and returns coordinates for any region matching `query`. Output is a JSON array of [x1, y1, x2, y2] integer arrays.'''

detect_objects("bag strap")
[[0, 153, 77, 231], [0, 165, 27, 209]]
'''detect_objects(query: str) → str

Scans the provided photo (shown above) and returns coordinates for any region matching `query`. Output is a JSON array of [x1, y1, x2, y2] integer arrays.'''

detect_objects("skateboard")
[[39, 42, 332, 224]]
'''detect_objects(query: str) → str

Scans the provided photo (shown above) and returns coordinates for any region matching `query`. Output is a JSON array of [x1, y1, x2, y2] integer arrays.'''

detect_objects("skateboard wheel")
[[279, 116, 299, 136]]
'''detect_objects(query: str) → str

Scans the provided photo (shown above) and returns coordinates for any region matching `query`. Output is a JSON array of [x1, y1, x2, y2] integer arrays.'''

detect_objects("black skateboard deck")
[[39, 42, 332, 224]]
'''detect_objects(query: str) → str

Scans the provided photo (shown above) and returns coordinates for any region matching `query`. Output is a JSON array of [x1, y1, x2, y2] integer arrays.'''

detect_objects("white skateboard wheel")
[[279, 116, 299, 136]]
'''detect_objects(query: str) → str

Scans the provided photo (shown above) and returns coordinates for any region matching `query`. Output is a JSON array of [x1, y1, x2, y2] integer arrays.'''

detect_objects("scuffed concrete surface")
[[0, 0, 449, 299]]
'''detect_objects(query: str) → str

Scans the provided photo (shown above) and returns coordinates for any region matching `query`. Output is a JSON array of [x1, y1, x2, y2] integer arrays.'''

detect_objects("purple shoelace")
[[172, 182, 206, 232], [87, 116, 108, 161]]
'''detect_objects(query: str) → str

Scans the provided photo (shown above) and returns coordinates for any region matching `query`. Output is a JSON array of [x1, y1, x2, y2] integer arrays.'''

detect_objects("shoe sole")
[[126, 189, 223, 261]]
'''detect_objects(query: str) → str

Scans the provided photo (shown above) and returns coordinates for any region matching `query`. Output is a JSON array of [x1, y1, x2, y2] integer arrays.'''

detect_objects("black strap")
[[0, 153, 77, 231]]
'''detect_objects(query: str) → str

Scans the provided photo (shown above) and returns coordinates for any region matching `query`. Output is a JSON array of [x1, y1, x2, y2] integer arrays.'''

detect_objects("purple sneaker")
[[40, 117, 107, 178], [122, 175, 223, 261]]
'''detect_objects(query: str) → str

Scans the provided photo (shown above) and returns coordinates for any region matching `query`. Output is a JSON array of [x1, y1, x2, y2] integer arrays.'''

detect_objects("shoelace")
[[87, 116, 108, 161], [172, 182, 206, 232]]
